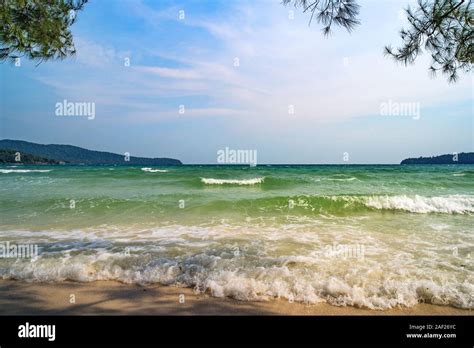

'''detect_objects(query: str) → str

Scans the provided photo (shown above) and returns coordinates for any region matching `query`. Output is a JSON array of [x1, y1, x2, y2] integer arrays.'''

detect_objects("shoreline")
[[0, 279, 471, 315]]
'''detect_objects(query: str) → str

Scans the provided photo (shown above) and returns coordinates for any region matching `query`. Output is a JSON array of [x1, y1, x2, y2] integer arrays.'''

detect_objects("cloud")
[[136, 66, 202, 79], [118, 0, 472, 127], [73, 38, 125, 67], [18, 0, 472, 162]]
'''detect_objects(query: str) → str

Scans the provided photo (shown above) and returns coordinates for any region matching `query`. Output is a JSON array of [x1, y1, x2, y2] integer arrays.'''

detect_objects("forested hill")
[[401, 153, 473, 164], [0, 139, 182, 165]]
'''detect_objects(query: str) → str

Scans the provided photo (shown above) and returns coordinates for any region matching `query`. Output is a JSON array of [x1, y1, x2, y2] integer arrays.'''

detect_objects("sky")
[[0, 0, 472, 164]]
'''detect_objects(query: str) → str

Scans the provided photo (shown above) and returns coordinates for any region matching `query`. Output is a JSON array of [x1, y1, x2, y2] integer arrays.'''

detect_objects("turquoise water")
[[0, 164, 473, 309]]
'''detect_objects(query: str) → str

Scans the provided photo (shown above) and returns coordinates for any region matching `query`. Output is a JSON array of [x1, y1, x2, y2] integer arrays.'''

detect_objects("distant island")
[[401, 152, 474, 165], [0, 149, 62, 165], [0, 139, 182, 165]]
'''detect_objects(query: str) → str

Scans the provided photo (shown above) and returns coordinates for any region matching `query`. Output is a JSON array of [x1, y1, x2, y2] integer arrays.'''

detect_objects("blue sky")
[[0, 0, 472, 164]]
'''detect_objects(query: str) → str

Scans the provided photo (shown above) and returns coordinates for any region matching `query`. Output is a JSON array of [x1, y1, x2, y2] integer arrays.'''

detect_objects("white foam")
[[0, 169, 52, 173], [324, 177, 358, 181], [201, 177, 265, 185], [0, 222, 472, 310], [141, 168, 169, 173], [359, 195, 474, 214], [1, 250, 472, 309]]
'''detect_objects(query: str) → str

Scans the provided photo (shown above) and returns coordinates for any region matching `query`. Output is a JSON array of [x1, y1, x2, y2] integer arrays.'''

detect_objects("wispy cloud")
[[4, 0, 472, 163]]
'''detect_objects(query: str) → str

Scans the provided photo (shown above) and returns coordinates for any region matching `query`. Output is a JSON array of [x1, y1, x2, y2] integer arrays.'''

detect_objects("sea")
[[0, 164, 473, 309]]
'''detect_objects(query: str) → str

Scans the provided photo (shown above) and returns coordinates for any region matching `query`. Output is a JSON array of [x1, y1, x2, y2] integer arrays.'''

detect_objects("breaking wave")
[[233, 194, 474, 214], [356, 194, 474, 214], [141, 168, 169, 173], [278, 194, 474, 214], [201, 177, 265, 185], [0, 169, 52, 173], [1, 246, 472, 310]]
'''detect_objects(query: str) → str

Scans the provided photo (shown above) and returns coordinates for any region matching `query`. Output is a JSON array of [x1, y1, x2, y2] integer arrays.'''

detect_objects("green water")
[[0, 165, 473, 309]]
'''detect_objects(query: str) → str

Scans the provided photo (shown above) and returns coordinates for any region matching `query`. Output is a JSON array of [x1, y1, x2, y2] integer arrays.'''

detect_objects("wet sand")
[[0, 280, 471, 315]]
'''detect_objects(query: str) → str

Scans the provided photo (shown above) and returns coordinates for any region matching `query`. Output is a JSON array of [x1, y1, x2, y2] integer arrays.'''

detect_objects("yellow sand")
[[0, 280, 471, 315]]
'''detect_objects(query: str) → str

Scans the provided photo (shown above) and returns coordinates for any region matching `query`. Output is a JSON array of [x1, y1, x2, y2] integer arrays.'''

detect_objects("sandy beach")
[[0, 280, 471, 316]]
